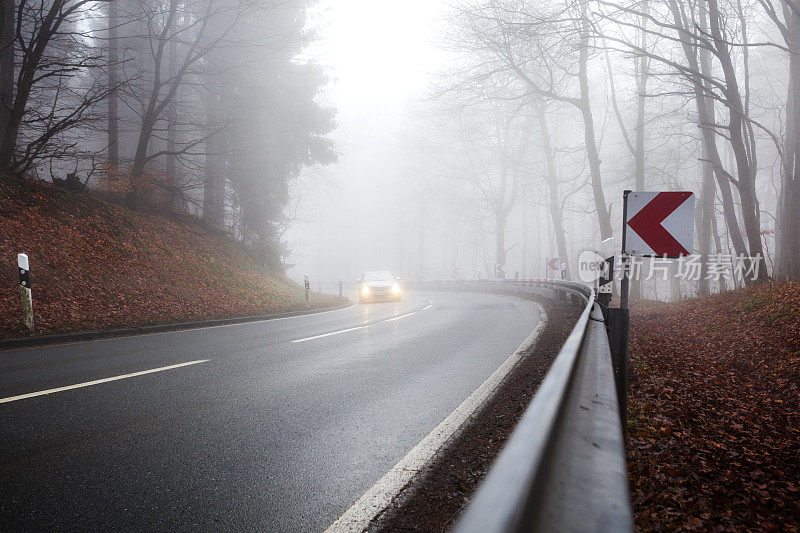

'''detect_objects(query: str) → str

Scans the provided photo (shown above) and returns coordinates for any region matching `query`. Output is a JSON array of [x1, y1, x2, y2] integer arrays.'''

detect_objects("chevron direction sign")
[[623, 191, 695, 257]]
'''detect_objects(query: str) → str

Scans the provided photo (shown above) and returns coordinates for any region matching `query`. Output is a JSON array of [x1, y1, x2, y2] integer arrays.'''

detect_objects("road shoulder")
[[366, 293, 581, 531], [325, 291, 581, 532]]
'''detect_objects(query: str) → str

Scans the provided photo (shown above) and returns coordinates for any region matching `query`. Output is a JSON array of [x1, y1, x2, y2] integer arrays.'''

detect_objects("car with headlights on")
[[358, 271, 402, 303]]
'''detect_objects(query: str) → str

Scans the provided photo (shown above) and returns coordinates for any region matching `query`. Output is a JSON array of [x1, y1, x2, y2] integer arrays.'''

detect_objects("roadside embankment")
[[0, 178, 345, 339], [627, 282, 800, 531]]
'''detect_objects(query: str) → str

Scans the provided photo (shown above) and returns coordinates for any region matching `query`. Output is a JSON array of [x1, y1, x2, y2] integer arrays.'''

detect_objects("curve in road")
[[0, 290, 543, 531]]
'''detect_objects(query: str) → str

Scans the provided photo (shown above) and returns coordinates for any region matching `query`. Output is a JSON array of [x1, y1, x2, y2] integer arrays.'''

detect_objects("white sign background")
[[623, 191, 695, 257]]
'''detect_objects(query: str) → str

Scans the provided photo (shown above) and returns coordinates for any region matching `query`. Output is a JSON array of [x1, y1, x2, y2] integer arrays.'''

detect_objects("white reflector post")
[[17, 253, 34, 332]]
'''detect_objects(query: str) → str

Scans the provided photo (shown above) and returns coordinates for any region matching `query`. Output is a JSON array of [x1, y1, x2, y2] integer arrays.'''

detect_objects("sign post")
[[18, 253, 34, 332], [597, 255, 614, 309], [304, 274, 310, 309], [620, 192, 631, 310], [614, 190, 695, 423]]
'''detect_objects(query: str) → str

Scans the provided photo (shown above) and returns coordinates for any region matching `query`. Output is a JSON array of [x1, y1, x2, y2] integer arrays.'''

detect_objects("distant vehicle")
[[358, 271, 402, 303]]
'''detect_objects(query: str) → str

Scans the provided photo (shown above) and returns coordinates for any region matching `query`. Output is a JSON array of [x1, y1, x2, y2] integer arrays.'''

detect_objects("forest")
[[372, 0, 800, 299], [0, 0, 336, 271], [2, 0, 799, 296]]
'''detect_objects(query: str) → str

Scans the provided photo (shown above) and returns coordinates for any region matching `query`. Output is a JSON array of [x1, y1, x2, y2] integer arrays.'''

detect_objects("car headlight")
[[391, 283, 400, 293], [361, 285, 370, 295]]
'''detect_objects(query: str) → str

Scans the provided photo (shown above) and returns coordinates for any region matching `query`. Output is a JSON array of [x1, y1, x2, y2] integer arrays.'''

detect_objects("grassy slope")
[[0, 178, 345, 338], [627, 282, 800, 531]]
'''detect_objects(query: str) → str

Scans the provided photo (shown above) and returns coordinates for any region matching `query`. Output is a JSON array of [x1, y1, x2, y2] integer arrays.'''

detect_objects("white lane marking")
[[289, 326, 364, 343], [324, 304, 547, 533], [383, 311, 417, 322], [291, 302, 434, 343], [0, 360, 209, 404], [3, 305, 357, 353]]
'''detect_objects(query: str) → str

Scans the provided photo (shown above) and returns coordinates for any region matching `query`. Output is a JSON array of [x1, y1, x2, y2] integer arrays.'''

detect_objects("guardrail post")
[[606, 307, 629, 426]]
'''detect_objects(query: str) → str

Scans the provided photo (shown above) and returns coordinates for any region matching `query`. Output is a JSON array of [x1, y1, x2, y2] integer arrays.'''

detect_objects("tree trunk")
[[578, 2, 613, 239], [128, 0, 178, 209], [107, 0, 119, 170], [669, 261, 682, 302], [496, 209, 506, 278], [633, 0, 648, 190], [202, 83, 218, 223], [707, 0, 768, 282], [697, 143, 715, 296], [666, 0, 750, 274], [127, 113, 155, 209], [166, 34, 180, 211], [0, 0, 14, 161], [776, 4, 800, 280], [536, 102, 570, 279], [712, 206, 722, 254], [696, 16, 715, 297], [521, 198, 528, 278], [630, 1, 649, 298], [0, 0, 63, 172], [669, 0, 760, 286]]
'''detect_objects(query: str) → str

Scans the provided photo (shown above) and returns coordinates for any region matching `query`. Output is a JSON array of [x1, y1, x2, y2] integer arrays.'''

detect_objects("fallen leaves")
[[627, 282, 800, 531], [0, 178, 344, 338]]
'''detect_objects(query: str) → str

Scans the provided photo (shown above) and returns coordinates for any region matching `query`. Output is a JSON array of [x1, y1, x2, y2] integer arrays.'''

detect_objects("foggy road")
[[0, 290, 543, 532]]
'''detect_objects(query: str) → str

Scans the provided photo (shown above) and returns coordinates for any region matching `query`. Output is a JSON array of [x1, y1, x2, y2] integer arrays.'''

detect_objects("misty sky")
[[286, 0, 449, 285]]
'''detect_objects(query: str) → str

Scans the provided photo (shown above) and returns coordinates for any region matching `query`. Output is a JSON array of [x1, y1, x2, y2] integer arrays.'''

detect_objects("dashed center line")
[[291, 302, 433, 343], [288, 326, 365, 343], [0, 359, 209, 404]]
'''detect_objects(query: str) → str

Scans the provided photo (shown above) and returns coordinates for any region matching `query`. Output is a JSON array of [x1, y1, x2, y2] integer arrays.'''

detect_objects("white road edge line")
[[291, 302, 434, 343], [0, 359, 209, 404], [324, 304, 548, 533]]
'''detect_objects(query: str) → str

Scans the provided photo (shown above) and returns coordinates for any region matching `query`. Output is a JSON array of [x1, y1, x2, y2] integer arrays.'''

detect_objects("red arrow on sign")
[[547, 258, 559, 270], [627, 192, 691, 256]]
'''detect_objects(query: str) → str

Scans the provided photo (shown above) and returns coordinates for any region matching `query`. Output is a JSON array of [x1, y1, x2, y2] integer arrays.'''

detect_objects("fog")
[[287, 0, 578, 286], [3, 0, 799, 297], [283, 0, 799, 295], [284, 0, 449, 285]]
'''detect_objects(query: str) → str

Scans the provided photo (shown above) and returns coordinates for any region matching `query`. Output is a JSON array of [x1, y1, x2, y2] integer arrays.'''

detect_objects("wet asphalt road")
[[0, 290, 543, 531]]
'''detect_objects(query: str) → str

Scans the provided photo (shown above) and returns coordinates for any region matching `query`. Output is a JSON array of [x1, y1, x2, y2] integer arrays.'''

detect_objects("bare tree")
[[125, 0, 244, 209], [534, 100, 572, 279], [760, 0, 800, 280], [107, 0, 120, 170], [472, 0, 615, 239], [0, 0, 113, 174], [598, 0, 769, 283], [603, 0, 650, 296], [0, 0, 14, 151], [202, 82, 225, 227]]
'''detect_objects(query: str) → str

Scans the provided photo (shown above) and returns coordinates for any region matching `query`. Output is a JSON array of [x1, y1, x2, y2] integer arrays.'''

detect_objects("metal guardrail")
[[408, 278, 633, 533]]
